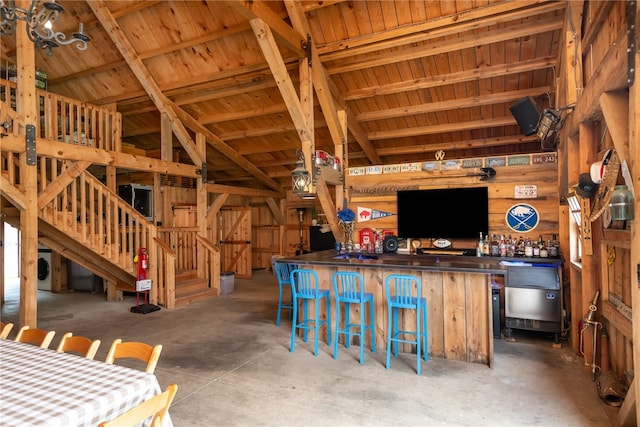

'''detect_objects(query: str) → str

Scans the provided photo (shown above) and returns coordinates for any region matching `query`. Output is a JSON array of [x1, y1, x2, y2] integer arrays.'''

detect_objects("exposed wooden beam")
[[1, 134, 199, 177], [88, 1, 203, 166], [368, 117, 518, 140], [356, 87, 551, 122], [206, 183, 282, 198], [317, 0, 563, 59], [375, 135, 539, 157], [343, 56, 556, 101], [227, 0, 305, 57], [600, 90, 630, 164], [37, 161, 91, 209], [250, 18, 312, 144], [325, 17, 563, 75], [564, 30, 629, 137], [172, 102, 283, 192], [0, 175, 25, 210], [266, 197, 286, 225], [285, 0, 381, 165]]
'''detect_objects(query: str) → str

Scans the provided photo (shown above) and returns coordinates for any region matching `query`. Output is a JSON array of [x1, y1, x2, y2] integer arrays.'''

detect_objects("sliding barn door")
[[219, 207, 252, 279]]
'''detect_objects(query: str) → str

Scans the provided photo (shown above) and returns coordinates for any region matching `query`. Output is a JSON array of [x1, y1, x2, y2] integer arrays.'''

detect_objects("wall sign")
[[506, 203, 539, 233], [514, 185, 538, 199]]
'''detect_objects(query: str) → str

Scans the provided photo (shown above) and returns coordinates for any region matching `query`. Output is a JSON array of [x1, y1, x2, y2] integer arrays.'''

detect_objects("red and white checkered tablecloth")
[[0, 339, 172, 426]]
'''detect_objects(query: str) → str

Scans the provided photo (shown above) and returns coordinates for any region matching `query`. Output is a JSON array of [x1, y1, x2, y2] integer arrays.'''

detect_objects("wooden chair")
[[14, 325, 56, 349], [98, 384, 178, 427], [56, 332, 101, 360], [0, 322, 14, 339], [105, 339, 163, 374]]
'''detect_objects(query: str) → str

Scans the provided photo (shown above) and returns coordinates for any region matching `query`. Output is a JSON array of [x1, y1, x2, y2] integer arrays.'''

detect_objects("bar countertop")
[[280, 250, 560, 274]]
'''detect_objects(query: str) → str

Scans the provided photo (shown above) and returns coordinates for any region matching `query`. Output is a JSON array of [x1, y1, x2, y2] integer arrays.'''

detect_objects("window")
[[566, 193, 582, 264]]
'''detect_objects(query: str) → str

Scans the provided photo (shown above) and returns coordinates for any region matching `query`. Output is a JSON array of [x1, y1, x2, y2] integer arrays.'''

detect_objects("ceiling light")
[[0, 0, 90, 56], [291, 149, 313, 198]]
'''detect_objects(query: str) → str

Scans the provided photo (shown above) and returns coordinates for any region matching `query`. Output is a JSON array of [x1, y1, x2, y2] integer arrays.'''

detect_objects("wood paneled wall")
[[345, 155, 559, 249]]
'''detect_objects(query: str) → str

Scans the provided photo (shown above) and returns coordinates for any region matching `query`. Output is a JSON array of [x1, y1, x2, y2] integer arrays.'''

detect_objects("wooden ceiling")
[[1, 0, 566, 192]]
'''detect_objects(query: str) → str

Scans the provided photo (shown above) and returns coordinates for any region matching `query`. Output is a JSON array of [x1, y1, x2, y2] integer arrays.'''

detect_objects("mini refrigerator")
[[504, 262, 563, 341]]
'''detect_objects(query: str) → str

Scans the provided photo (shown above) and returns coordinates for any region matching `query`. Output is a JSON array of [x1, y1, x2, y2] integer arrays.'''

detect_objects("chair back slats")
[[385, 274, 421, 307], [291, 269, 319, 297], [333, 271, 364, 301], [275, 262, 294, 285]]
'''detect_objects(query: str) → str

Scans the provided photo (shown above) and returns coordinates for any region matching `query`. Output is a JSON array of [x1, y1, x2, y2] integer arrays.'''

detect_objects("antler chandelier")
[[0, 0, 90, 56]]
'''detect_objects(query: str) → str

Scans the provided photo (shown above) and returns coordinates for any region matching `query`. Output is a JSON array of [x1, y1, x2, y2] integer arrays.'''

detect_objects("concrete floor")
[[1, 269, 615, 426]]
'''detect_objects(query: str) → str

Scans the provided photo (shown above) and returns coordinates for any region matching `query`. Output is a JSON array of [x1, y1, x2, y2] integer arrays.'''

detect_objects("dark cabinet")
[[309, 226, 336, 252]]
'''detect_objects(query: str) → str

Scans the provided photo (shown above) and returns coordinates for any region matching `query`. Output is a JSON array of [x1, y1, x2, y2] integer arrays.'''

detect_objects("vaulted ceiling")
[[0, 0, 566, 192]]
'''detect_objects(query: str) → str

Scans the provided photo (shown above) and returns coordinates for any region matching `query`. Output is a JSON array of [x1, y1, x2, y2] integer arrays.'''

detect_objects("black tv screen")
[[397, 187, 489, 240]]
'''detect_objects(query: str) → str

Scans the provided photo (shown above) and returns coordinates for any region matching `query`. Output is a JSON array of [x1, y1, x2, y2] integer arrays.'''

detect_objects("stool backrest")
[[290, 269, 319, 297], [332, 271, 365, 301], [385, 274, 421, 306], [274, 262, 295, 285]]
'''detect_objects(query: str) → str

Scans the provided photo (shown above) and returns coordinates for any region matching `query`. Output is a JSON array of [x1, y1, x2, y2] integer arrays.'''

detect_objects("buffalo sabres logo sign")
[[506, 203, 539, 232]]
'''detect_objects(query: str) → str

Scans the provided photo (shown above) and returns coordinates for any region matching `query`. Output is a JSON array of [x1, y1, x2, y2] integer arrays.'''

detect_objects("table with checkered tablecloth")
[[0, 339, 172, 426]]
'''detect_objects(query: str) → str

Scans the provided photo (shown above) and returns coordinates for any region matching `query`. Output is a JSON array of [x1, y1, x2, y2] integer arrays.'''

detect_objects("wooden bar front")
[[282, 251, 506, 367]]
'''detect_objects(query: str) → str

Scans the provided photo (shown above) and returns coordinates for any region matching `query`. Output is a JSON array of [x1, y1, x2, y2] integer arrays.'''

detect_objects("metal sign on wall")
[[506, 203, 539, 233]]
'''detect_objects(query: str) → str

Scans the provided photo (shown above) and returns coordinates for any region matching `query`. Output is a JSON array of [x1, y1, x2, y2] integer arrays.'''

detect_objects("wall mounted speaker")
[[383, 235, 398, 253], [509, 97, 541, 136]]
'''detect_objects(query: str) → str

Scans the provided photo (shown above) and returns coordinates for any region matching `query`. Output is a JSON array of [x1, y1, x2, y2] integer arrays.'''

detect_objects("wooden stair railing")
[[153, 237, 176, 309], [0, 78, 121, 152], [0, 149, 179, 308], [195, 235, 221, 296]]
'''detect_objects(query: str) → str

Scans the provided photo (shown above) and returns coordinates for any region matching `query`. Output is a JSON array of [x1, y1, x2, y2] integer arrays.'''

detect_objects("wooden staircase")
[[174, 269, 215, 307], [0, 81, 220, 308]]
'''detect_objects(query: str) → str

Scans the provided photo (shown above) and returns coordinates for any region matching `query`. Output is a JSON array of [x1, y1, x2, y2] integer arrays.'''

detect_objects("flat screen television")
[[397, 187, 489, 240]]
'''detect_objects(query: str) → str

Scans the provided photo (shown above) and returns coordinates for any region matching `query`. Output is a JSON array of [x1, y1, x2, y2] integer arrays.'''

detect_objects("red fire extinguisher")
[[136, 248, 148, 280]]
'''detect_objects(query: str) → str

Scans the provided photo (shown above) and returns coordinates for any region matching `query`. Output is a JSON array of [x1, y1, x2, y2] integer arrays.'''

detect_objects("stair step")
[[176, 269, 198, 281], [176, 277, 209, 295], [175, 288, 217, 308]]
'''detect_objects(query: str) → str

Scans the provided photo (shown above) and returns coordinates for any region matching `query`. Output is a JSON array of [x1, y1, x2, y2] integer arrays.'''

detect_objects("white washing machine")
[[37, 244, 52, 291]]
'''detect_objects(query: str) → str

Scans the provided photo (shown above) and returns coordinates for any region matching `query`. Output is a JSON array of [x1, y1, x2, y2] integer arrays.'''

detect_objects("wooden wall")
[[345, 154, 559, 250]]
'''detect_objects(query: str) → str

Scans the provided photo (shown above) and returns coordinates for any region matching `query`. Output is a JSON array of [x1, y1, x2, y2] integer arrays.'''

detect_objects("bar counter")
[[280, 250, 512, 367]]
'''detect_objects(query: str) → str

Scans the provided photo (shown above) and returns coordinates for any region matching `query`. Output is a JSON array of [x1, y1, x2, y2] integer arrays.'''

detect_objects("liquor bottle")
[[532, 235, 541, 257], [516, 236, 525, 257], [482, 233, 490, 256], [490, 234, 500, 257], [477, 232, 484, 257], [540, 238, 549, 258], [507, 235, 515, 258], [499, 235, 507, 257], [548, 234, 559, 257], [524, 237, 533, 257]]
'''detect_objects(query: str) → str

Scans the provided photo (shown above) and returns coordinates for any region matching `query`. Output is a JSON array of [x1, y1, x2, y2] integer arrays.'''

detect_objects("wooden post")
[[16, 0, 38, 327]]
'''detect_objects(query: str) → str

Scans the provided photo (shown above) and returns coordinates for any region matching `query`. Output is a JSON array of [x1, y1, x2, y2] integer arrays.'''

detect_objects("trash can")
[[220, 271, 235, 295]]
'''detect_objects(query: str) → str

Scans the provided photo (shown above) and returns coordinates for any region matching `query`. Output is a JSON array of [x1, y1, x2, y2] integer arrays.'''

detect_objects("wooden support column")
[[578, 122, 599, 371], [628, 3, 640, 421], [299, 53, 314, 192], [196, 133, 207, 281], [336, 110, 347, 211], [16, 1, 38, 327]]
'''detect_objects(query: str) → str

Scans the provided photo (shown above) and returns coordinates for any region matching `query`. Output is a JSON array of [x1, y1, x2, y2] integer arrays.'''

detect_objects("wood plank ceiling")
[[0, 0, 566, 192]]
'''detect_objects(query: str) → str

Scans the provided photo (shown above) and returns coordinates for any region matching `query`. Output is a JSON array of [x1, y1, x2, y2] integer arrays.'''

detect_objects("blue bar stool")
[[385, 274, 428, 374], [332, 271, 376, 364], [274, 261, 295, 326], [290, 269, 332, 356]]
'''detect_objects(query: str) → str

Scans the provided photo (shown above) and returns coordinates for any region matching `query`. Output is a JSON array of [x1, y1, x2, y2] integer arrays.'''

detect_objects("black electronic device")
[[509, 96, 541, 136], [396, 187, 489, 240], [383, 235, 398, 252]]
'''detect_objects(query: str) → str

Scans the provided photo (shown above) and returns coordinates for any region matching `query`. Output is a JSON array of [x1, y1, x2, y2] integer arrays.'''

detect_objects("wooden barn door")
[[220, 207, 252, 279]]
